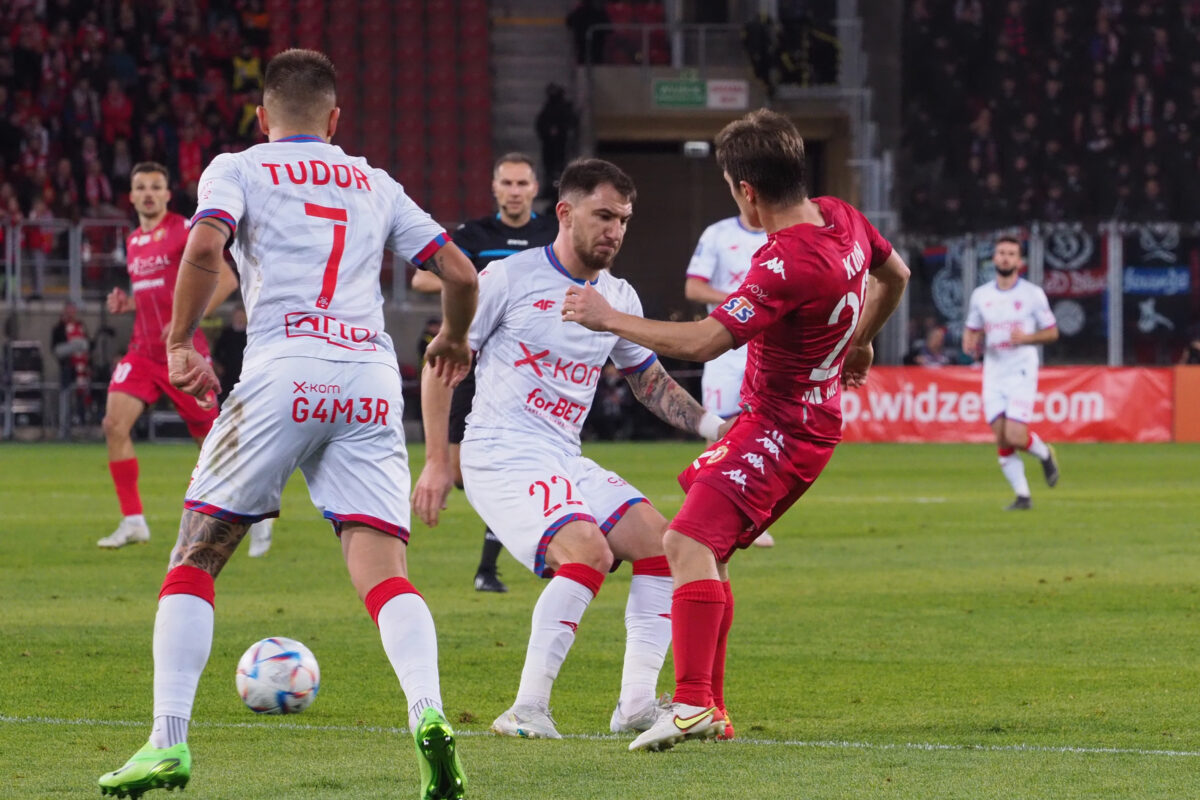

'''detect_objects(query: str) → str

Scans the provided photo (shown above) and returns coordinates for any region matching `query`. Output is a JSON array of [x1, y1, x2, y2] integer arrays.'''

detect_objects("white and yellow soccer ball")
[[235, 637, 320, 714]]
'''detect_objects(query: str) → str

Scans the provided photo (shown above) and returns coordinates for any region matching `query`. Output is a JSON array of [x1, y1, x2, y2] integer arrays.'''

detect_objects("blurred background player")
[[98, 162, 243, 549], [683, 206, 774, 547], [962, 236, 1061, 510], [98, 49, 475, 800], [562, 109, 910, 751], [414, 159, 729, 740], [412, 152, 558, 592], [51, 301, 93, 426]]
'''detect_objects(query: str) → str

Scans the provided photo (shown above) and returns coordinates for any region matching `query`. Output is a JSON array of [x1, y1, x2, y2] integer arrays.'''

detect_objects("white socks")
[[514, 573, 596, 710], [619, 574, 672, 710], [1026, 432, 1050, 460], [376, 593, 444, 730], [126, 514, 147, 527], [999, 453, 1030, 498], [150, 594, 213, 748]]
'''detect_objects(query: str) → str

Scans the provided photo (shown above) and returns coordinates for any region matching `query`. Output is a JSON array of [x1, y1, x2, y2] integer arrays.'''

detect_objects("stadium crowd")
[[903, 0, 1200, 233], [0, 0, 268, 230]]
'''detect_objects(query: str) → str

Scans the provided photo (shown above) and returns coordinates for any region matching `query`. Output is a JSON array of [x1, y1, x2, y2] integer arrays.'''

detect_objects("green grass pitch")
[[2, 441, 1199, 799]]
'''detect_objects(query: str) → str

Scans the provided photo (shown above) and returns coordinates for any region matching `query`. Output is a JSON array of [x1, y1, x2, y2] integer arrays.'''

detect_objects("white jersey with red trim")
[[965, 278, 1057, 381], [685, 216, 768, 313], [465, 245, 656, 455], [192, 135, 447, 370]]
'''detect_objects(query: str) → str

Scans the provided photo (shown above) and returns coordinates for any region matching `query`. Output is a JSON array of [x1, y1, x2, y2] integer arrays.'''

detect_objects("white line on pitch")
[[2, 715, 1198, 758]]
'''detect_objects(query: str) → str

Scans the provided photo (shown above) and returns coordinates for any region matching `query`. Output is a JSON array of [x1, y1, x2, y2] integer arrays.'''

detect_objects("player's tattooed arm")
[[169, 510, 249, 577], [624, 360, 708, 435]]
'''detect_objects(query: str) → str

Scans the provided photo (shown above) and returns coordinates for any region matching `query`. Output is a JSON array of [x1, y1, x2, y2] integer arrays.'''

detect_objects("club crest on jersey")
[[762, 256, 786, 278], [721, 296, 755, 323], [532, 299, 556, 311], [692, 445, 729, 470]]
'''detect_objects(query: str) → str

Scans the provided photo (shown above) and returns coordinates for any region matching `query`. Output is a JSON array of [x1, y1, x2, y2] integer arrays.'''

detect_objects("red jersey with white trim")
[[709, 196, 893, 444], [125, 211, 209, 363], [465, 245, 656, 456], [191, 136, 448, 370]]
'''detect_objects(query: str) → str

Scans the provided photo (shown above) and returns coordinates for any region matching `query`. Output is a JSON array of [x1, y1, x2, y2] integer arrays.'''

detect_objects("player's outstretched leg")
[[247, 518, 274, 557], [611, 556, 672, 734], [997, 446, 1031, 509], [413, 707, 466, 800], [473, 528, 507, 592], [99, 741, 191, 798], [1030, 436, 1059, 487]]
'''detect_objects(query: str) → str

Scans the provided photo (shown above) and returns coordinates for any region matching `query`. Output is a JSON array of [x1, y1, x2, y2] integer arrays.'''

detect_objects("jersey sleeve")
[[608, 283, 657, 375], [964, 289, 984, 331], [860, 211, 894, 268], [386, 187, 450, 269], [708, 248, 802, 347], [1032, 285, 1057, 330], [467, 260, 511, 353], [192, 153, 245, 236], [685, 225, 719, 282]]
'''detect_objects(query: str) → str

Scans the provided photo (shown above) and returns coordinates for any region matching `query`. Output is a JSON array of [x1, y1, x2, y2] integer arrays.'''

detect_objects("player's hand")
[[168, 343, 220, 410], [412, 461, 455, 528], [106, 287, 133, 314], [841, 342, 874, 388], [424, 332, 472, 388], [1010, 330, 1032, 346], [562, 285, 614, 331]]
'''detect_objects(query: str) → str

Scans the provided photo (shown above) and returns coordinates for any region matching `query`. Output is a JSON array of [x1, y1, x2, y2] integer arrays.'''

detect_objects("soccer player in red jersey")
[[561, 109, 911, 750], [98, 162, 239, 549]]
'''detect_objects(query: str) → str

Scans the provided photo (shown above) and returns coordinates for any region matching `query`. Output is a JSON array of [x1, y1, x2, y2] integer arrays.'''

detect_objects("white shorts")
[[460, 438, 648, 576], [185, 357, 411, 539], [701, 345, 748, 418], [983, 369, 1038, 424]]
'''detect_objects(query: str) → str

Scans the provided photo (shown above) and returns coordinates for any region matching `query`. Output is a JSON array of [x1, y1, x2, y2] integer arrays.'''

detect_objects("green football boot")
[[413, 707, 466, 800], [98, 741, 191, 798]]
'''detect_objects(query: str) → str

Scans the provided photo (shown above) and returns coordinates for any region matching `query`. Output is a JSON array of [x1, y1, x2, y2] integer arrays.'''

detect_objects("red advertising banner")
[[841, 367, 1173, 443]]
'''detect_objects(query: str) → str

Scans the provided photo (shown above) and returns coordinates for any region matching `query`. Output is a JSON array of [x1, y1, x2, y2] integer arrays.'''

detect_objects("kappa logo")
[[762, 256, 786, 278], [720, 296, 755, 323], [722, 468, 749, 489], [532, 299, 556, 311]]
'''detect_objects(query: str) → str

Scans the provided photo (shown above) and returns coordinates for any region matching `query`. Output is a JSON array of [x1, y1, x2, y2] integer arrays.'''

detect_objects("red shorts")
[[672, 412, 835, 561], [108, 351, 218, 439]]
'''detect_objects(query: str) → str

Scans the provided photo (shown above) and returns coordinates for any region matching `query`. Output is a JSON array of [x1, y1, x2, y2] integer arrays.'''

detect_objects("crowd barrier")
[[842, 366, 1199, 443]]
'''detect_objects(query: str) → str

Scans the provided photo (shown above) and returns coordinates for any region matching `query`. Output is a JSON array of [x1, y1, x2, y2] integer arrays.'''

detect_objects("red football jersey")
[[708, 196, 893, 444], [124, 211, 210, 363]]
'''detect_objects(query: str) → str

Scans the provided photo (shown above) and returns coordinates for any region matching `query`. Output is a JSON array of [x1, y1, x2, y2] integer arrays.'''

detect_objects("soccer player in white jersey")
[[98, 50, 475, 800], [684, 211, 775, 548], [414, 159, 732, 740], [963, 235, 1061, 510]]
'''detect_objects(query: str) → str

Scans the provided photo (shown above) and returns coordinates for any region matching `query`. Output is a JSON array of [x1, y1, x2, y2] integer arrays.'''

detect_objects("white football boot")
[[610, 693, 670, 733], [752, 530, 776, 548], [97, 517, 151, 549], [247, 518, 274, 557], [490, 705, 562, 739], [628, 702, 721, 752]]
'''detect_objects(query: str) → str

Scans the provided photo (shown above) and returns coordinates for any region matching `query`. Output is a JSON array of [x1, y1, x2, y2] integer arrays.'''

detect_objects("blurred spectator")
[[1179, 322, 1200, 364], [535, 84, 577, 198], [566, 0, 610, 65], [912, 325, 954, 367], [51, 300, 92, 423]]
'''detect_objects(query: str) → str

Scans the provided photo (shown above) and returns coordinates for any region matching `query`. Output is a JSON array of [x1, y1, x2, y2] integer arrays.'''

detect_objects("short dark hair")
[[995, 235, 1022, 248], [557, 158, 636, 204], [263, 48, 337, 125], [715, 109, 807, 206], [493, 152, 536, 174], [131, 161, 169, 182]]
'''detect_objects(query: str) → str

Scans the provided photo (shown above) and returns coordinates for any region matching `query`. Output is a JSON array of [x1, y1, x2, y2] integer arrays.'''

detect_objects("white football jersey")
[[192, 135, 447, 370], [685, 216, 768, 312], [965, 278, 1057, 379], [465, 245, 656, 455]]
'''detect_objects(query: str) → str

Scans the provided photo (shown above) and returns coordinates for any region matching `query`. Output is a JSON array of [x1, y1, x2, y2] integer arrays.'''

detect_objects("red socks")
[[711, 581, 734, 710], [670, 579, 727, 708], [159, 565, 215, 607], [364, 577, 422, 626], [109, 458, 142, 516]]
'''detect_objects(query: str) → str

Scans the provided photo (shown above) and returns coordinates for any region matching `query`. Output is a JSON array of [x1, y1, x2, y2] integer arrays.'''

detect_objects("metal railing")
[[3, 218, 133, 305]]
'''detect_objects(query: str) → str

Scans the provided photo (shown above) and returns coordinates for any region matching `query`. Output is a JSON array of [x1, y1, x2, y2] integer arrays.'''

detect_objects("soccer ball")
[[235, 637, 320, 714]]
